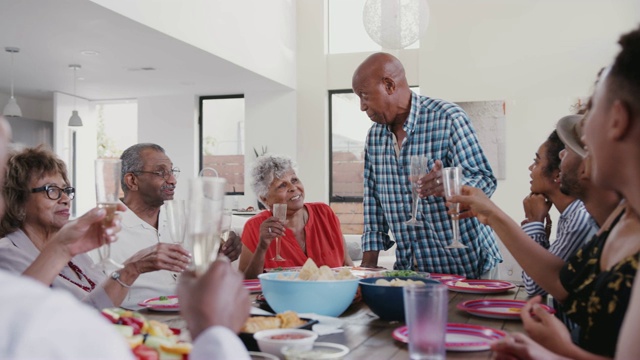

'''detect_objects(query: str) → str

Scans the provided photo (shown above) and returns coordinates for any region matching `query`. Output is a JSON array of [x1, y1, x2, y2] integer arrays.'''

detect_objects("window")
[[328, 0, 419, 54], [329, 87, 420, 202], [199, 95, 245, 194], [96, 102, 138, 158]]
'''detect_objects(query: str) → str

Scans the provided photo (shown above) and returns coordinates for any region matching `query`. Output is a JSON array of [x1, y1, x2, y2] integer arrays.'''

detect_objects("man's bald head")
[[351, 53, 412, 127], [352, 52, 408, 90]]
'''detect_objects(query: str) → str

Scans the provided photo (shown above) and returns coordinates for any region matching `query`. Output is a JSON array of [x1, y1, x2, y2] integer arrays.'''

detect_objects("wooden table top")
[[142, 283, 528, 359]]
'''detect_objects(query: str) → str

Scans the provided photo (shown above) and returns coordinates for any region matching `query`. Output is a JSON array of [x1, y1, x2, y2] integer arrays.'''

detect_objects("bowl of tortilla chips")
[[258, 259, 359, 317]]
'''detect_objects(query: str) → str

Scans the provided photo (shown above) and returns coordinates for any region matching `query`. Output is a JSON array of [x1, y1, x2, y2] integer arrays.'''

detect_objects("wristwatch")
[[110, 271, 131, 288]]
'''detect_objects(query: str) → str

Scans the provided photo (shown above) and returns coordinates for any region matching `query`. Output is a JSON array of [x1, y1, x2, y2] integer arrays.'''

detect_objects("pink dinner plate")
[[138, 295, 179, 312], [243, 279, 262, 293], [392, 323, 507, 352], [429, 273, 466, 282], [443, 279, 516, 294], [457, 299, 555, 320]]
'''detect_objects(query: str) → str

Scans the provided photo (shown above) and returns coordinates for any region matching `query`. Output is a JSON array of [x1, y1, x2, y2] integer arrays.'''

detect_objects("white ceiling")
[[0, 0, 284, 101]]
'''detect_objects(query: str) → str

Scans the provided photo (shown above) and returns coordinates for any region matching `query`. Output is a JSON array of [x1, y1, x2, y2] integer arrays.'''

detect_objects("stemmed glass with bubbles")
[[442, 167, 468, 249], [271, 203, 287, 261], [93, 159, 124, 270], [405, 155, 428, 226]]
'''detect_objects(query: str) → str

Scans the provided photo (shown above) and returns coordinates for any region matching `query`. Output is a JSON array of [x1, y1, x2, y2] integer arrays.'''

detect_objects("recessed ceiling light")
[[81, 50, 100, 56], [127, 67, 156, 72]]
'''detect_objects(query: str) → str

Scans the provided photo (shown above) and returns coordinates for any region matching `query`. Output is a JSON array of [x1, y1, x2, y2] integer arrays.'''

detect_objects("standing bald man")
[[352, 52, 501, 278]]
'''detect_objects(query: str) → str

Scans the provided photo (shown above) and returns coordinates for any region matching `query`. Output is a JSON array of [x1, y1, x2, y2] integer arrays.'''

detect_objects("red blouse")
[[241, 203, 345, 269]]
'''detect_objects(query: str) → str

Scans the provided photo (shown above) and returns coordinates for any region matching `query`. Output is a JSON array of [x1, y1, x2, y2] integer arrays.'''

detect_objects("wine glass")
[[165, 199, 187, 245], [271, 203, 287, 261], [186, 177, 226, 275], [94, 159, 124, 270], [220, 209, 233, 244], [405, 155, 428, 226], [442, 167, 468, 249]]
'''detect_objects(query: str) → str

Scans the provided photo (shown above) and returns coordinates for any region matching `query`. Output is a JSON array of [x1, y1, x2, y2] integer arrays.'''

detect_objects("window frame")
[[329, 89, 365, 203], [198, 94, 245, 196]]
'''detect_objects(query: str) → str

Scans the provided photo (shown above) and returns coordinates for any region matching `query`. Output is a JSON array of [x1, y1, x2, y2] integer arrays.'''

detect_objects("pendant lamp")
[[68, 64, 83, 127], [3, 47, 22, 117]]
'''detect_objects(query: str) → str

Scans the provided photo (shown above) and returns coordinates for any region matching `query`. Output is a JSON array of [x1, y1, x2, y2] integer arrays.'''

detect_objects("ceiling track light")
[[3, 47, 22, 117], [68, 64, 83, 127]]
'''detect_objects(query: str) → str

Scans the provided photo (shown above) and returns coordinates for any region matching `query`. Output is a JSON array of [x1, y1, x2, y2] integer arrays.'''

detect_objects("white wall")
[[137, 94, 199, 201], [91, 0, 297, 89], [53, 92, 96, 217], [296, 0, 640, 279]]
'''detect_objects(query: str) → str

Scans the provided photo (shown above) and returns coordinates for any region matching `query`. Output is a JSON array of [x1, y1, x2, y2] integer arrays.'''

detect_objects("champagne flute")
[[187, 177, 226, 275], [220, 209, 233, 244], [271, 203, 287, 261], [442, 167, 468, 249], [405, 155, 428, 226], [165, 199, 187, 245], [94, 159, 124, 269]]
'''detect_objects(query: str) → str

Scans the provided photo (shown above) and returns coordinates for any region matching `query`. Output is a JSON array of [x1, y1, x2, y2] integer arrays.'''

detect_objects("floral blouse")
[[559, 206, 636, 357]]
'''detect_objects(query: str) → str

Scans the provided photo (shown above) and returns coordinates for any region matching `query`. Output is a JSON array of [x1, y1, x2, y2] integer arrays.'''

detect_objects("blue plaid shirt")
[[362, 92, 502, 278]]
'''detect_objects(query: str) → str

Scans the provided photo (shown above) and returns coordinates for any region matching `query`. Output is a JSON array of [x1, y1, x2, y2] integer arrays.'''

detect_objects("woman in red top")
[[239, 155, 353, 279]]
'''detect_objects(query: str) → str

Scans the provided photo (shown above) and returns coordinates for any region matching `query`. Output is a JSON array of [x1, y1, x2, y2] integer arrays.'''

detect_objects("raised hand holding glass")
[[94, 159, 124, 270], [442, 167, 468, 249]]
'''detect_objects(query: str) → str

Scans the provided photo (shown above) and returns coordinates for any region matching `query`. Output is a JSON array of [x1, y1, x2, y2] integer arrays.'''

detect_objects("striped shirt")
[[521, 199, 598, 296], [362, 91, 502, 278]]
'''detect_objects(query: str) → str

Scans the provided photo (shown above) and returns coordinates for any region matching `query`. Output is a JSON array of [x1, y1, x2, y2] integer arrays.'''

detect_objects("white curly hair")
[[250, 154, 297, 208]]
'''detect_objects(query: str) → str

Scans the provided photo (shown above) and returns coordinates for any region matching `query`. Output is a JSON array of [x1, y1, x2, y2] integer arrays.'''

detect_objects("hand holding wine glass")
[[405, 155, 428, 226], [442, 167, 468, 249], [94, 159, 124, 270], [271, 203, 287, 261]]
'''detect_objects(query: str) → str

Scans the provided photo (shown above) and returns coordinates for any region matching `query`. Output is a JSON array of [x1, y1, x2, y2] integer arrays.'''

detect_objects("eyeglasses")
[[31, 185, 76, 201], [133, 167, 180, 181]]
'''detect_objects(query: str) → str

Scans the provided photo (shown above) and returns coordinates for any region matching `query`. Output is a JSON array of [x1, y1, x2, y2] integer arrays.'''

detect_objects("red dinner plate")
[[138, 295, 179, 312], [429, 273, 465, 282], [392, 323, 507, 352], [243, 279, 262, 293], [443, 279, 515, 294], [457, 299, 555, 320]]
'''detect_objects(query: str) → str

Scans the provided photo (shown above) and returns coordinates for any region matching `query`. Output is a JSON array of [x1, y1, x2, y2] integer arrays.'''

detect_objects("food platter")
[[443, 279, 515, 294], [457, 299, 555, 320], [138, 295, 179, 312], [392, 323, 507, 351]]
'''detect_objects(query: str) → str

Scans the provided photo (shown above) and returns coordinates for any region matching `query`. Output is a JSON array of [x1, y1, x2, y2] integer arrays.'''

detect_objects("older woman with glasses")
[[239, 154, 353, 279], [0, 146, 170, 309]]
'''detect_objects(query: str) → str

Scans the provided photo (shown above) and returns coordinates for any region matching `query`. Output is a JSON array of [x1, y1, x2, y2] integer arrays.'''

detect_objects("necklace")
[[57, 261, 96, 293]]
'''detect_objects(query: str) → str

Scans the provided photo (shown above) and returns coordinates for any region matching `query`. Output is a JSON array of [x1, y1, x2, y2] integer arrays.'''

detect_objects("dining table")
[[141, 279, 530, 359]]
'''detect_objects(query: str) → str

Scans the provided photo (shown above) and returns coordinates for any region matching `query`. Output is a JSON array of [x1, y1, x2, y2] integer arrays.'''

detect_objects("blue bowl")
[[359, 276, 441, 321], [258, 272, 360, 317]]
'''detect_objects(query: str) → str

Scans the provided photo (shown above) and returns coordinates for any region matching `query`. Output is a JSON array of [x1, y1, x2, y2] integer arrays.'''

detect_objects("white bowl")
[[253, 328, 318, 358], [248, 351, 279, 360], [282, 342, 350, 360]]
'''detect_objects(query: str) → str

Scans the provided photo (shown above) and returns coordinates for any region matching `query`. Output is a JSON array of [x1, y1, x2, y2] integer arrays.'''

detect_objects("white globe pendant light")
[[3, 47, 22, 117]]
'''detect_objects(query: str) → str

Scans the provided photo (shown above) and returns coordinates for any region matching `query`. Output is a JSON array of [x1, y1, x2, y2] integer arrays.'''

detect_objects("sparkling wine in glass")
[[94, 159, 124, 270], [165, 199, 187, 245], [405, 155, 428, 226], [271, 203, 287, 261], [187, 177, 226, 275], [442, 167, 468, 249]]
